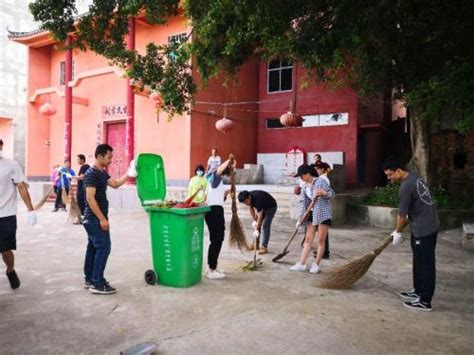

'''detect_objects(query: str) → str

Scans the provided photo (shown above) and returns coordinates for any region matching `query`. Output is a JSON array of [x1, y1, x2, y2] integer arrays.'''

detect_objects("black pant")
[[55, 186, 69, 209], [411, 231, 437, 303], [204, 206, 225, 270], [77, 189, 85, 215]]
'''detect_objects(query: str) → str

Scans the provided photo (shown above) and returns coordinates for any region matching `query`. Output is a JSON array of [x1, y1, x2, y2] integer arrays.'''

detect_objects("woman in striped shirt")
[[290, 162, 335, 274]]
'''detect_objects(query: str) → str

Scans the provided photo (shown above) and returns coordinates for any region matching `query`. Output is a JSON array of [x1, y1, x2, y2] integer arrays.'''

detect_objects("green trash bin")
[[136, 153, 210, 288]]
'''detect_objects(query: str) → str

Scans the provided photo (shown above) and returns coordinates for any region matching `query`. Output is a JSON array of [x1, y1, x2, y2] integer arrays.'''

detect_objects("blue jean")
[[261, 207, 277, 247], [83, 219, 111, 287]]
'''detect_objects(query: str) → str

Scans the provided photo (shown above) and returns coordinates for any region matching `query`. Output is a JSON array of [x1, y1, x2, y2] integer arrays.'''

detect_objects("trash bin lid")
[[136, 153, 166, 205]]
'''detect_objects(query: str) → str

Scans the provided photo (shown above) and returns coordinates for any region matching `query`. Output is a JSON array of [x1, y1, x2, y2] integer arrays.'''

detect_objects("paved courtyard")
[[1, 205, 473, 354]]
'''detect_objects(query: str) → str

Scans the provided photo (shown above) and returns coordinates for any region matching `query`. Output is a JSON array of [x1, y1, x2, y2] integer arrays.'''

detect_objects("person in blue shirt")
[[53, 160, 76, 212]]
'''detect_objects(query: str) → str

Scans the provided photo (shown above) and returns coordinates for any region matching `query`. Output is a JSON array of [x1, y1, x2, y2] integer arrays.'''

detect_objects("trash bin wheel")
[[145, 269, 157, 285]]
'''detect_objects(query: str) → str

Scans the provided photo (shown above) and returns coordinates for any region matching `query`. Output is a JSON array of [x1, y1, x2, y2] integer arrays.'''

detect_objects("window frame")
[[267, 59, 293, 94], [59, 59, 75, 86]]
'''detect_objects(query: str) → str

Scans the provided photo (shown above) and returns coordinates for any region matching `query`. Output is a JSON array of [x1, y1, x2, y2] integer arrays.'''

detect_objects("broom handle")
[[281, 195, 319, 251], [373, 236, 393, 256], [184, 187, 203, 205]]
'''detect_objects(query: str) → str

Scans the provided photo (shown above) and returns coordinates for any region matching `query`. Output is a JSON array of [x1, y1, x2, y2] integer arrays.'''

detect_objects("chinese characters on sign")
[[102, 104, 127, 119]]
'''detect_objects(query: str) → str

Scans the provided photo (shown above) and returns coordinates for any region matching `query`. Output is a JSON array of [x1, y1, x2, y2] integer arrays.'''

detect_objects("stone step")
[[462, 223, 474, 250]]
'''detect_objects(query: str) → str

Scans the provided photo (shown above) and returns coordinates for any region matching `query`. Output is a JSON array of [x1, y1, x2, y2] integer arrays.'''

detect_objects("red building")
[[9, 14, 390, 188]]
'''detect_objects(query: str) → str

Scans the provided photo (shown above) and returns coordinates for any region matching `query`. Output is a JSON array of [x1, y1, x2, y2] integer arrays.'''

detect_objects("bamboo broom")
[[34, 185, 54, 210], [61, 185, 69, 207], [315, 236, 393, 289], [68, 192, 83, 224], [228, 154, 248, 250]]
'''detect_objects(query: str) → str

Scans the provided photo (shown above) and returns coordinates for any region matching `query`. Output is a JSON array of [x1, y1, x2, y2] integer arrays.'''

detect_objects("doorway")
[[105, 121, 127, 178]]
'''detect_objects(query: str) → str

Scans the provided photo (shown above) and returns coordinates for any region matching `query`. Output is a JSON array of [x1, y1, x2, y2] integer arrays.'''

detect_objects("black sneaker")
[[6, 270, 20, 289], [52, 208, 58, 212], [404, 300, 432, 312], [399, 289, 419, 300], [84, 279, 109, 289], [89, 284, 116, 295]]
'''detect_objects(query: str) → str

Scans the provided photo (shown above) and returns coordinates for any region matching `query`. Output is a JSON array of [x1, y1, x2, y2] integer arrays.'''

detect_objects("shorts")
[[0, 216, 17, 253], [321, 219, 332, 226]]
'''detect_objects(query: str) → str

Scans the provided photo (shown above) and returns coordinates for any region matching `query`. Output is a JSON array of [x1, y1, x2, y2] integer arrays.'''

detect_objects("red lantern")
[[39, 102, 56, 116], [215, 117, 234, 133], [280, 111, 302, 127]]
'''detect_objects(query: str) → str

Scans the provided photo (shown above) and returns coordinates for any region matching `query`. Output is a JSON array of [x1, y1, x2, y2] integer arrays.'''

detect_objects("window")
[[59, 60, 75, 85], [302, 113, 349, 127], [167, 32, 188, 60], [265, 112, 349, 129], [266, 118, 285, 129], [267, 59, 293, 93]]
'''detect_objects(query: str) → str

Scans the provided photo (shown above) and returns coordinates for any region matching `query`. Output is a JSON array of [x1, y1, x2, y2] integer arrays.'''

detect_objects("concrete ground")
[[1, 205, 473, 355]]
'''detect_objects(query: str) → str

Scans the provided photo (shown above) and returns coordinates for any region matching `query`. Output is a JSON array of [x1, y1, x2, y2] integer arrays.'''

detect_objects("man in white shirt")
[[0, 139, 36, 289], [206, 148, 222, 176]]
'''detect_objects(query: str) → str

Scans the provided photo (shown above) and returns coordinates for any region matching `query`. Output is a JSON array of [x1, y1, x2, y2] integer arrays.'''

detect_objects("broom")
[[228, 154, 248, 250], [61, 184, 70, 207], [315, 235, 393, 289], [34, 185, 54, 210], [68, 192, 83, 224], [272, 195, 319, 262]]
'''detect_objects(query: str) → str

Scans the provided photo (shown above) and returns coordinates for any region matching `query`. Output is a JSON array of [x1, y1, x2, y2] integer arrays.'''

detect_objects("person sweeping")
[[290, 162, 334, 273], [238, 190, 277, 255], [382, 158, 439, 312], [204, 158, 235, 279]]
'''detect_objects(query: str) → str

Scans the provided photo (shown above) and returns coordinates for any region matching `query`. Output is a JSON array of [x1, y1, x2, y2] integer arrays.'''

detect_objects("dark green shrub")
[[362, 184, 474, 210]]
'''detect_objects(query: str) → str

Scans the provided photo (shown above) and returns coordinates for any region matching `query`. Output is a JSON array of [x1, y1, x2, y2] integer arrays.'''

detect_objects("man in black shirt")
[[73, 154, 90, 221], [238, 190, 278, 254], [83, 144, 136, 295]]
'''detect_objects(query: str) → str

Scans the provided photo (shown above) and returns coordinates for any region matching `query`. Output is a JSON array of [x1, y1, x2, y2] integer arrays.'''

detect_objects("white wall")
[[257, 151, 345, 184], [0, 0, 37, 168]]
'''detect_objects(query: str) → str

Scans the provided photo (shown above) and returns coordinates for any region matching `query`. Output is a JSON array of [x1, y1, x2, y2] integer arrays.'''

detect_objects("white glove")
[[27, 211, 37, 227], [127, 159, 137, 177], [295, 221, 301, 229], [391, 230, 404, 246], [252, 230, 260, 238], [252, 220, 258, 230]]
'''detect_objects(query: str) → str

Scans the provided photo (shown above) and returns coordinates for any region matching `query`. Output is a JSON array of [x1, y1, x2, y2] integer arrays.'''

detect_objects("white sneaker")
[[206, 270, 225, 279], [309, 263, 320, 274], [289, 263, 307, 271]]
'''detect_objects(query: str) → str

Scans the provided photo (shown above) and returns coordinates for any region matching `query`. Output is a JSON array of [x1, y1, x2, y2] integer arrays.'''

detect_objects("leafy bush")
[[362, 183, 400, 207], [362, 184, 474, 210]]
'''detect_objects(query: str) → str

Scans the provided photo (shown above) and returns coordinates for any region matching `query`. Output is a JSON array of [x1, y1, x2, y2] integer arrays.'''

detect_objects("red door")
[[106, 122, 127, 178]]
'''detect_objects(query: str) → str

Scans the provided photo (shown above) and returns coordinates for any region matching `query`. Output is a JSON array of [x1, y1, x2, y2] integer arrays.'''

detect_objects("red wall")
[[190, 56, 260, 173], [257, 62, 359, 187]]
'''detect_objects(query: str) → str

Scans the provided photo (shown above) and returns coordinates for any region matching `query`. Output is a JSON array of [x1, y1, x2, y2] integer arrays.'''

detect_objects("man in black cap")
[[238, 190, 277, 254], [0, 138, 37, 289]]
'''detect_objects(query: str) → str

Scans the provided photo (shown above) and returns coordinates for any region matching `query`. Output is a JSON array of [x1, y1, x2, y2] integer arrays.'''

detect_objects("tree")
[[30, 0, 474, 181]]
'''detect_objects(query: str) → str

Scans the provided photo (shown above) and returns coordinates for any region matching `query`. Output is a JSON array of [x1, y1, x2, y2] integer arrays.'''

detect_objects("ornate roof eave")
[[7, 27, 57, 48]]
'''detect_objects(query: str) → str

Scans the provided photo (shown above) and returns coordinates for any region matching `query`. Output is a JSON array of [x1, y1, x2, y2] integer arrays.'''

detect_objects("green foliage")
[[362, 183, 401, 208], [363, 184, 474, 211], [28, 0, 474, 129]]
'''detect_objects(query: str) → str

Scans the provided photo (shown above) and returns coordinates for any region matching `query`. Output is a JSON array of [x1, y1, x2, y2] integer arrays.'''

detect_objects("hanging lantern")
[[215, 104, 234, 133], [39, 102, 56, 116], [215, 117, 234, 133], [280, 65, 302, 127], [280, 111, 302, 127]]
